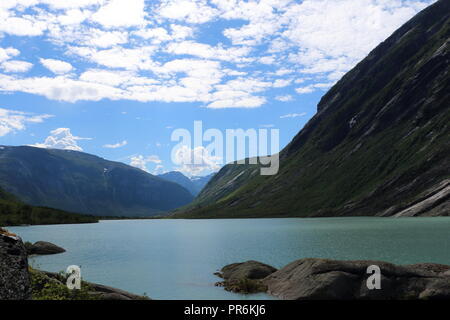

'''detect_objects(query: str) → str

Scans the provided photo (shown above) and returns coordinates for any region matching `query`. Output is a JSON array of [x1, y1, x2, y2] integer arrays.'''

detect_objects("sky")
[[0, 0, 435, 176]]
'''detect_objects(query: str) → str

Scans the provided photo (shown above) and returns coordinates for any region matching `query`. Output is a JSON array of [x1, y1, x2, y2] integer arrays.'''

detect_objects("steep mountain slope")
[[175, 0, 450, 218], [190, 173, 216, 195], [158, 171, 216, 196], [158, 171, 195, 195], [0, 146, 193, 217]]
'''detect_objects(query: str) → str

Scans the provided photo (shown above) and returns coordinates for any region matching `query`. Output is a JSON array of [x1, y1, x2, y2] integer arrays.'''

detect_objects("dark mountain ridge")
[[175, 0, 450, 218], [0, 145, 193, 217]]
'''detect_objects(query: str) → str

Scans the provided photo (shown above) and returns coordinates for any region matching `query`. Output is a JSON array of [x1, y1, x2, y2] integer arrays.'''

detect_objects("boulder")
[[218, 260, 277, 280], [27, 241, 66, 255], [214, 260, 277, 294], [0, 231, 31, 300], [262, 258, 450, 300]]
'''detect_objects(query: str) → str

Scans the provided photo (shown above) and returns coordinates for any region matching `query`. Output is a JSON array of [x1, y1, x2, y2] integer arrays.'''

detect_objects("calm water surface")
[[9, 217, 450, 300]]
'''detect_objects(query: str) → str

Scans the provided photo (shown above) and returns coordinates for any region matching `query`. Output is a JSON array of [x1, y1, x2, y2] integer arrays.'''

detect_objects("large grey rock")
[[263, 258, 450, 300], [0, 231, 31, 300], [27, 241, 66, 255]]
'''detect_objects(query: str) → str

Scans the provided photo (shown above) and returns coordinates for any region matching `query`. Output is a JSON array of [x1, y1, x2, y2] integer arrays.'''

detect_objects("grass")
[[29, 268, 98, 300]]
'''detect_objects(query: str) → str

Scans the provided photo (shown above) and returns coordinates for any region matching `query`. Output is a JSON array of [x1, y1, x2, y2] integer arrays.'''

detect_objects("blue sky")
[[0, 0, 434, 176]]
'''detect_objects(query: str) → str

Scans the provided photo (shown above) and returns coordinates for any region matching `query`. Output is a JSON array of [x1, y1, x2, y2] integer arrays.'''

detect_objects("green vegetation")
[[0, 146, 193, 217], [29, 268, 98, 300], [0, 188, 98, 226], [175, 0, 450, 219], [217, 278, 267, 294]]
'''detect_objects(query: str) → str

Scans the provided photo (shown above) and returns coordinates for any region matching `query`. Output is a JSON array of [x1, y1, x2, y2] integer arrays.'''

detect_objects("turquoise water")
[[9, 217, 450, 300]]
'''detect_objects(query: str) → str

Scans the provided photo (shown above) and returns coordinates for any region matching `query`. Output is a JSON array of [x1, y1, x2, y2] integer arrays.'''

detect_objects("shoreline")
[[7, 214, 450, 228]]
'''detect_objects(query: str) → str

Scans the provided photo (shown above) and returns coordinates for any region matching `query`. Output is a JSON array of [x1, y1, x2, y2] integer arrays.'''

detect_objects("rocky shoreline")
[[0, 229, 149, 300], [215, 259, 450, 300], [3, 226, 450, 300]]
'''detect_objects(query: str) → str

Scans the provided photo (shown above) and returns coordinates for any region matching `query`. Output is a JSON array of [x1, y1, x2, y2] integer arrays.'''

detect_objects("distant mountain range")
[[175, 0, 450, 218], [157, 171, 215, 196], [0, 146, 194, 217]]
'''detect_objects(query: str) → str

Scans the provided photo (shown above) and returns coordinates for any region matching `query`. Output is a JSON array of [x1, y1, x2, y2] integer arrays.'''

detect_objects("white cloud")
[[103, 140, 127, 148], [31, 128, 90, 151], [275, 94, 293, 102], [85, 29, 128, 48], [166, 41, 252, 63], [0, 15, 47, 36], [172, 145, 221, 176], [40, 58, 73, 74], [0, 47, 20, 63], [295, 82, 335, 94], [0, 0, 435, 108], [295, 86, 315, 94], [280, 112, 307, 119], [0, 74, 123, 102], [68, 46, 157, 71], [158, 0, 219, 24], [91, 0, 145, 28], [274, 68, 294, 76], [273, 79, 291, 88], [1, 60, 33, 73], [129, 154, 162, 172], [0, 107, 52, 137]]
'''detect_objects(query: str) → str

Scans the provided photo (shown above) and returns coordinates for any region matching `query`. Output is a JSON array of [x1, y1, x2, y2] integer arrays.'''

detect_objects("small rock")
[[219, 260, 277, 281], [27, 241, 66, 255]]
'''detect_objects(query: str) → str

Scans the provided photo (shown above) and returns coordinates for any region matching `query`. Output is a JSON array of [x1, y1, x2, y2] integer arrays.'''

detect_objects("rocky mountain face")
[[0, 230, 31, 300], [0, 146, 193, 217], [158, 171, 215, 196], [176, 0, 450, 218]]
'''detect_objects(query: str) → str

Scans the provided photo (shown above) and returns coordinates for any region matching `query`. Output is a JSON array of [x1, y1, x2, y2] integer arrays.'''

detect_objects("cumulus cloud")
[[31, 128, 91, 151], [0, 108, 53, 137], [1, 60, 33, 73], [40, 58, 73, 74], [103, 140, 127, 148], [0, 47, 20, 63], [129, 154, 162, 172], [91, 0, 145, 28], [158, 0, 219, 24], [172, 145, 221, 176], [0, 0, 435, 106]]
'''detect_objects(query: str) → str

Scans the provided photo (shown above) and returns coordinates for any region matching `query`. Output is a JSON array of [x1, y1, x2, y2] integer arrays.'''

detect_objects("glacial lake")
[[9, 217, 450, 300]]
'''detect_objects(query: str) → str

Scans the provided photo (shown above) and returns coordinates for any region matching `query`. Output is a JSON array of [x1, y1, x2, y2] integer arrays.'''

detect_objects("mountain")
[[0, 146, 194, 217], [0, 187, 98, 226], [175, 0, 450, 218], [158, 171, 215, 196], [190, 173, 217, 194]]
